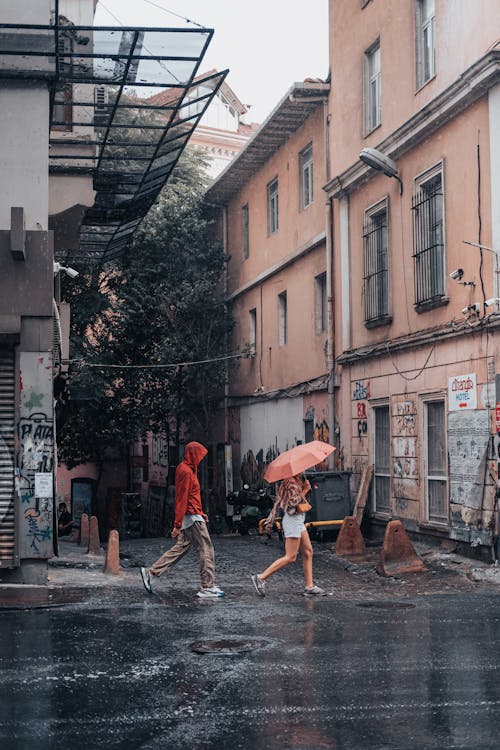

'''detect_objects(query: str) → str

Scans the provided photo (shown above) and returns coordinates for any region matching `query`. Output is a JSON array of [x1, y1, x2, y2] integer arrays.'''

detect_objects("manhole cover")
[[190, 639, 268, 654], [357, 601, 415, 609]]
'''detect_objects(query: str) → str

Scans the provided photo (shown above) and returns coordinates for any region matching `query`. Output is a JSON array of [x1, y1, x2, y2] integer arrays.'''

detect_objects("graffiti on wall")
[[353, 381, 370, 439], [18, 353, 54, 558], [152, 434, 169, 468], [314, 419, 329, 443]]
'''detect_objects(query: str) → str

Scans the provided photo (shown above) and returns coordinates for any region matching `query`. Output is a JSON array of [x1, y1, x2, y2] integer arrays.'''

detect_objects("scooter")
[[226, 485, 274, 535]]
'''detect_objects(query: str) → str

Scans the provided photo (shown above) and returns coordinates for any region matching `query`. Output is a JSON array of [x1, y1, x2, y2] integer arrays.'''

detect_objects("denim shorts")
[[282, 512, 306, 538]]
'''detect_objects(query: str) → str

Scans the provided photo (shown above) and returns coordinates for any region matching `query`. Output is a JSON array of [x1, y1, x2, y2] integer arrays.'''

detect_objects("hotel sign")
[[448, 373, 477, 411]]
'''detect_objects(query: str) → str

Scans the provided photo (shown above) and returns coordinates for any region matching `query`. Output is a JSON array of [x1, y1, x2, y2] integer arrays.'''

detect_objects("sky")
[[93, 0, 330, 123]]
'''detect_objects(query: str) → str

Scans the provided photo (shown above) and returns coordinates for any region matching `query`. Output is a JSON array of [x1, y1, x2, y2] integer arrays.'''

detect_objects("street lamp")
[[359, 147, 403, 194]]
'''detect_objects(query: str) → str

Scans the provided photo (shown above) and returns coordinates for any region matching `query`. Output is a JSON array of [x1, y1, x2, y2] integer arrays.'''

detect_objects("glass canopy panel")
[[24, 23, 228, 262]]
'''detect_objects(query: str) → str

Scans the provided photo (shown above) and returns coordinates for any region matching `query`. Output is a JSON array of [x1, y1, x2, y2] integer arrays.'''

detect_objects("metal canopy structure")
[[205, 81, 330, 207], [0, 22, 227, 263]]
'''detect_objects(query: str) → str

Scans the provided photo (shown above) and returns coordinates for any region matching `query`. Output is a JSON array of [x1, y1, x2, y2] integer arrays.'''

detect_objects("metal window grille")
[[374, 405, 391, 513], [363, 209, 389, 322], [267, 178, 279, 234], [300, 144, 313, 209], [412, 174, 444, 304], [242, 204, 249, 259], [426, 400, 447, 524]]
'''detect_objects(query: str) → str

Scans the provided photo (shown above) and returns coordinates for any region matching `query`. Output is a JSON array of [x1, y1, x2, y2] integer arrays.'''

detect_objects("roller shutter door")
[[0, 349, 16, 567]]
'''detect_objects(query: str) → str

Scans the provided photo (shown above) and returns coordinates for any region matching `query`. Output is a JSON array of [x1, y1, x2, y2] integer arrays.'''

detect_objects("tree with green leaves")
[[57, 146, 234, 487]]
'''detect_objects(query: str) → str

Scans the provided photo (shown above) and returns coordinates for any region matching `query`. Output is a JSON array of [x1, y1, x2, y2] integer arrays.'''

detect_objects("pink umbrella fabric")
[[264, 440, 336, 483]]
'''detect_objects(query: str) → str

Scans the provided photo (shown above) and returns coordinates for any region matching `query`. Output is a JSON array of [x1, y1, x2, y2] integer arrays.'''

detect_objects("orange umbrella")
[[263, 440, 336, 483]]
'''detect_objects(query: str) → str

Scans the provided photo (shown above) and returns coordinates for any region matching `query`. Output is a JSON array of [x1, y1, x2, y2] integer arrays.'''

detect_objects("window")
[[300, 143, 313, 209], [415, 0, 435, 88], [364, 41, 381, 134], [242, 204, 249, 259], [267, 178, 279, 235], [249, 308, 257, 356], [424, 399, 447, 524], [363, 200, 390, 324], [412, 166, 445, 307], [373, 405, 391, 513], [314, 272, 327, 334], [278, 291, 287, 345]]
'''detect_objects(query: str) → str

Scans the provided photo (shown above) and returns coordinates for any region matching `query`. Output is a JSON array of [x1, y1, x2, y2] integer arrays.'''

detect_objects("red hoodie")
[[173, 441, 208, 529]]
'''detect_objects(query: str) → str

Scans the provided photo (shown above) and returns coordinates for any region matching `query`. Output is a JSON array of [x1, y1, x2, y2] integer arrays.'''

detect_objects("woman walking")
[[251, 474, 326, 597]]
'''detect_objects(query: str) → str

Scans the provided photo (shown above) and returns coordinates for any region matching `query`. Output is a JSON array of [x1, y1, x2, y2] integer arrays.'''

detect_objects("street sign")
[[448, 373, 477, 411]]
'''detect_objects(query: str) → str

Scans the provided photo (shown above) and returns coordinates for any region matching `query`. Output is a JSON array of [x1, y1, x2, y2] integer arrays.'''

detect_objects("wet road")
[[1, 536, 500, 749]]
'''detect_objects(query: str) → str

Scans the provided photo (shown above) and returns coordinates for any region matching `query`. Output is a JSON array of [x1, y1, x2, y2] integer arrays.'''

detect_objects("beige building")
[[326, 0, 500, 552], [206, 80, 331, 489], [147, 71, 259, 180]]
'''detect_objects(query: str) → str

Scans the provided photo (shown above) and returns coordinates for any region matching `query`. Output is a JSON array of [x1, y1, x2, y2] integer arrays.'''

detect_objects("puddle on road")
[[190, 638, 270, 655], [357, 601, 416, 609]]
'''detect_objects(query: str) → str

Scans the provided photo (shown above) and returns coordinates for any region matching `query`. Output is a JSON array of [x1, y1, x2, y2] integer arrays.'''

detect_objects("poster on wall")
[[448, 373, 477, 411], [448, 409, 490, 509]]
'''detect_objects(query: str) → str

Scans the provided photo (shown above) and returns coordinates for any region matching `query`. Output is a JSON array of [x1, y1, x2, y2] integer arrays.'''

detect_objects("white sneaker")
[[303, 584, 327, 596], [197, 586, 225, 599]]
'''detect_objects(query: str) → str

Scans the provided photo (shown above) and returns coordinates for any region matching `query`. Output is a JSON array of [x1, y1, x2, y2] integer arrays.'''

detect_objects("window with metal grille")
[[278, 291, 287, 345], [300, 143, 313, 209], [412, 169, 445, 306], [415, 0, 435, 88], [267, 178, 279, 235], [242, 203, 249, 259], [363, 201, 389, 323], [364, 40, 381, 134], [373, 405, 391, 513], [425, 399, 448, 524]]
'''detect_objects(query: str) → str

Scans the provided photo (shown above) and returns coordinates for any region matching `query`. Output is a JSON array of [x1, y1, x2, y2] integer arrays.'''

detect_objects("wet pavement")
[[1, 534, 500, 749]]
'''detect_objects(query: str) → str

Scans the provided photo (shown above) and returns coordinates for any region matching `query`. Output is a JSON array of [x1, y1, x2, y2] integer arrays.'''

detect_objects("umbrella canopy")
[[264, 440, 336, 483]]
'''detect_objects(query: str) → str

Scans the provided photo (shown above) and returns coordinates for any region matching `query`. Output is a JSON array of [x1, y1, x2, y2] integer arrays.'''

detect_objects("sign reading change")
[[448, 373, 477, 411]]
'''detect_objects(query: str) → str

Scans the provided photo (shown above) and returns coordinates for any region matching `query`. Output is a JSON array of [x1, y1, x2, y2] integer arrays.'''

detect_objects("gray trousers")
[[150, 521, 215, 588]]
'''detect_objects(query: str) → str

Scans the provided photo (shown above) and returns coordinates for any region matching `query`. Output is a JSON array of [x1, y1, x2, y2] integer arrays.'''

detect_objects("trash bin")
[[305, 471, 351, 534]]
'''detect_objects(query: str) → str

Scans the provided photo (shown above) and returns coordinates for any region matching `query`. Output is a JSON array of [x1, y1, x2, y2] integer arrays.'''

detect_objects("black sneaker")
[[140, 567, 153, 594], [251, 574, 266, 597]]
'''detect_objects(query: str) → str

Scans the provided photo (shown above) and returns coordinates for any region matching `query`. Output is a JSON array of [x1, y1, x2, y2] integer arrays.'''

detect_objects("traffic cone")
[[87, 515, 101, 555], [79, 513, 89, 548], [380, 520, 427, 575], [103, 530, 120, 575], [335, 516, 366, 558]]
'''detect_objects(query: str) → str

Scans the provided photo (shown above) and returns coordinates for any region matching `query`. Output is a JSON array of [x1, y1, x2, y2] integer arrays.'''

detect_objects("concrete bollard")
[[79, 513, 89, 548], [103, 529, 120, 576], [335, 516, 366, 558], [87, 515, 101, 555], [380, 519, 427, 575]]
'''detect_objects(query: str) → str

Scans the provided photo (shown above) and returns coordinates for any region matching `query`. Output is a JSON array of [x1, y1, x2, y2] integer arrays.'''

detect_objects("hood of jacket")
[[183, 441, 208, 471]]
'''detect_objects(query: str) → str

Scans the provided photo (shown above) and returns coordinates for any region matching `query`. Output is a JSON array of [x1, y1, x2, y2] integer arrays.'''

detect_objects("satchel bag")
[[296, 501, 312, 513]]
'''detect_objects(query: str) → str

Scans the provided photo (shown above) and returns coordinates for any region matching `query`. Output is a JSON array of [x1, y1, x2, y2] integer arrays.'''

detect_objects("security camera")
[[53, 262, 79, 278], [485, 298, 500, 307], [462, 303, 481, 315], [449, 268, 464, 281]]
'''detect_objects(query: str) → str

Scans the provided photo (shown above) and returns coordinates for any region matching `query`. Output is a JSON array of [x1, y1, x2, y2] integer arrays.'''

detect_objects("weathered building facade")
[[0, 0, 225, 580], [205, 81, 332, 490], [326, 0, 500, 552]]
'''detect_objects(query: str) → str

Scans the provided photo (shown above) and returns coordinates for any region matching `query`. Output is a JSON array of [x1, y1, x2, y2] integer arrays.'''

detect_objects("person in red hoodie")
[[140, 441, 224, 598]]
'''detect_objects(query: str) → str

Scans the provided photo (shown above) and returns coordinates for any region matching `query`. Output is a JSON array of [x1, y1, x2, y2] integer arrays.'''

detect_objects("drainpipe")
[[324, 102, 336, 468], [222, 205, 229, 447]]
